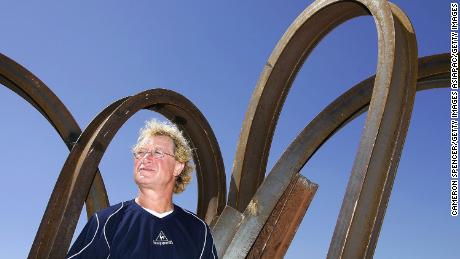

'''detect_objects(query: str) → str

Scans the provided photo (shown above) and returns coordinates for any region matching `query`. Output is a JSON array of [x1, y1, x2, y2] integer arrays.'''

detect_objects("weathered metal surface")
[[0, 53, 109, 218], [329, 4, 418, 258], [28, 89, 226, 259], [226, 0, 418, 257], [0, 0, 450, 257], [218, 52, 448, 258], [212, 206, 244, 258], [28, 97, 127, 259], [247, 174, 317, 259], [229, 0, 396, 214]]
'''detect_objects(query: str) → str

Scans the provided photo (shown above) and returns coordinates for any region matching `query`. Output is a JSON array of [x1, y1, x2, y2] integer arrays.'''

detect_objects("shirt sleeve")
[[66, 213, 108, 259], [203, 225, 218, 259]]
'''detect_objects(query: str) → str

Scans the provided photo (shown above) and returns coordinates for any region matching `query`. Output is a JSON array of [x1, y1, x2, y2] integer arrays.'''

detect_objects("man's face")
[[133, 135, 184, 191]]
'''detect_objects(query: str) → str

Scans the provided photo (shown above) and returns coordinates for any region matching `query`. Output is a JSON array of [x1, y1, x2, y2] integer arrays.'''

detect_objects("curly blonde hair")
[[132, 119, 193, 193]]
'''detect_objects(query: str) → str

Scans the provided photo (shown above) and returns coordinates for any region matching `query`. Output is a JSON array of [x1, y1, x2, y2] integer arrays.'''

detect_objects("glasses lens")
[[134, 149, 172, 159], [153, 149, 164, 158], [134, 151, 145, 158]]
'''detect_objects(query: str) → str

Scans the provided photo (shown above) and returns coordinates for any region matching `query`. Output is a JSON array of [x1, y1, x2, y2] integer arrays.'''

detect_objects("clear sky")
[[0, 0, 455, 258]]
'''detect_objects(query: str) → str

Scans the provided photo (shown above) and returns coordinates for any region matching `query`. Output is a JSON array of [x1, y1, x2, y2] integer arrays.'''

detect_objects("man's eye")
[[154, 150, 163, 155]]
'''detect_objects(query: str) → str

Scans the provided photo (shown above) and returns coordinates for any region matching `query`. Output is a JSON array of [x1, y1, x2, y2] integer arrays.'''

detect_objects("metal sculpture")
[[0, 53, 109, 218], [215, 53, 449, 258], [0, 0, 450, 258]]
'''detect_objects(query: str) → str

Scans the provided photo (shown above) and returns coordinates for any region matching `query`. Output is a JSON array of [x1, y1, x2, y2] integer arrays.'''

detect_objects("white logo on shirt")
[[153, 231, 173, 245]]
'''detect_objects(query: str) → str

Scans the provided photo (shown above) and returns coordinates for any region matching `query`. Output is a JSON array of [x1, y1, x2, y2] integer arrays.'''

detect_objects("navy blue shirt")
[[67, 200, 217, 259]]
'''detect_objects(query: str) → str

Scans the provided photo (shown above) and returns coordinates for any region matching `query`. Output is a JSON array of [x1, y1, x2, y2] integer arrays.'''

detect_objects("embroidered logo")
[[153, 231, 173, 245]]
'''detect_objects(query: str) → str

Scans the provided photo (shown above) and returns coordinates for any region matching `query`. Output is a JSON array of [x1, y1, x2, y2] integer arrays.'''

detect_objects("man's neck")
[[136, 188, 174, 213]]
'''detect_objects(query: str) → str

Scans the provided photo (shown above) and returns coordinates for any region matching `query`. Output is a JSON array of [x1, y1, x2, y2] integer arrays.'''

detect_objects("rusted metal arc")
[[226, 1, 417, 258], [220, 53, 447, 257], [278, 58, 445, 258], [28, 97, 127, 259], [229, 0, 396, 212], [330, 3, 418, 258], [29, 89, 225, 259], [334, 54, 448, 130], [0, 53, 109, 218]]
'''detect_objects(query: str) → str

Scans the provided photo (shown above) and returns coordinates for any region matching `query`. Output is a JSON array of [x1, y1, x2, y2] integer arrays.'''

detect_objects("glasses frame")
[[133, 148, 175, 160]]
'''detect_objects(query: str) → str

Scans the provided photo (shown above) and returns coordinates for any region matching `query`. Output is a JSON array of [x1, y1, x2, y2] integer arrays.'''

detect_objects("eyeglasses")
[[133, 149, 175, 160]]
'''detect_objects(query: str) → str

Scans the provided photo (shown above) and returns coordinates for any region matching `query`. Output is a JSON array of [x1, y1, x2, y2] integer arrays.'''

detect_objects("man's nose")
[[141, 153, 154, 163]]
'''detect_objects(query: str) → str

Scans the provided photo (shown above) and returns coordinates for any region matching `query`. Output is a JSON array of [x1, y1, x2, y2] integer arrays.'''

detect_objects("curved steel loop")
[[330, 4, 417, 258], [221, 52, 444, 258], [28, 89, 226, 259], [227, 1, 418, 257], [0, 53, 109, 218], [258, 53, 448, 258], [229, 0, 414, 213], [28, 97, 127, 259]]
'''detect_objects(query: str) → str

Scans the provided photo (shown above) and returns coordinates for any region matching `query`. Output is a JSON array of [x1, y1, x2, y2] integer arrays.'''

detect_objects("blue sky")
[[0, 0, 455, 258]]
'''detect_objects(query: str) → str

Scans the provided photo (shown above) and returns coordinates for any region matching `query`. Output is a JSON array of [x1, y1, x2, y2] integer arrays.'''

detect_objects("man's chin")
[[135, 174, 153, 185]]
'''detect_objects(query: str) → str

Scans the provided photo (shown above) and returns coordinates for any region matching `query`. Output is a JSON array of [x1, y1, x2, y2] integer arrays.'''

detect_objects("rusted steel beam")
[[28, 97, 127, 259], [28, 89, 226, 259], [228, 0, 417, 258], [283, 55, 448, 172], [220, 52, 448, 258], [0, 53, 109, 218], [247, 174, 317, 259], [229, 0, 407, 215], [226, 0, 421, 257], [329, 4, 418, 258]]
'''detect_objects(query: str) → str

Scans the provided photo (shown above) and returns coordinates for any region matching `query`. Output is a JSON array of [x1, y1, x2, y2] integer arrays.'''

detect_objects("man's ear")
[[174, 162, 185, 177]]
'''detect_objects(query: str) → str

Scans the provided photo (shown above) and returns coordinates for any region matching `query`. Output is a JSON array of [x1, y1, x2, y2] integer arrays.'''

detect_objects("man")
[[67, 119, 217, 259]]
